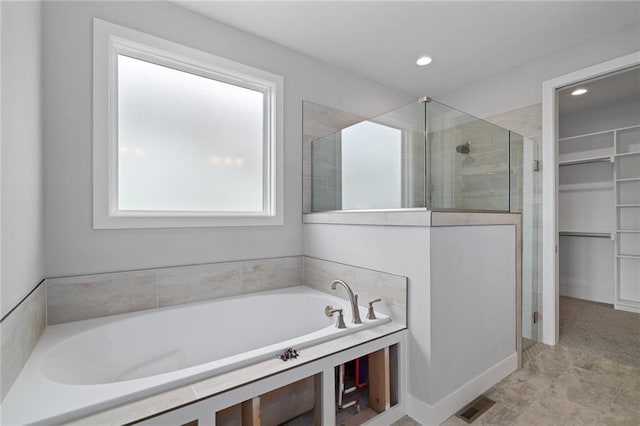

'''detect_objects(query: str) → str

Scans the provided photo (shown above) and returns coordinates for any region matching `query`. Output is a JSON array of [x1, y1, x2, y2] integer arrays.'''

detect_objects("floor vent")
[[454, 395, 495, 424]]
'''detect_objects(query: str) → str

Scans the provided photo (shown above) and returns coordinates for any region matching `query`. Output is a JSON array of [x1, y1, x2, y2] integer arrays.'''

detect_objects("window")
[[93, 19, 283, 228], [341, 121, 403, 210]]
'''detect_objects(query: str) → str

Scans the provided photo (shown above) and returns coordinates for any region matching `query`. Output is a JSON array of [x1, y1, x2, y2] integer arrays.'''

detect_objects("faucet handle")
[[366, 299, 382, 320], [325, 306, 346, 329]]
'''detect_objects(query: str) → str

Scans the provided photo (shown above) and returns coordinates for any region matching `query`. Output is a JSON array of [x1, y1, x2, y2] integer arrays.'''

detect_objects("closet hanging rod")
[[558, 231, 612, 238], [558, 156, 612, 166]]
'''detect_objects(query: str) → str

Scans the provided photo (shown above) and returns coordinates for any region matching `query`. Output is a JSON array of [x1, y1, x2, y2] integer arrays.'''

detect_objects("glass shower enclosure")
[[308, 97, 540, 347]]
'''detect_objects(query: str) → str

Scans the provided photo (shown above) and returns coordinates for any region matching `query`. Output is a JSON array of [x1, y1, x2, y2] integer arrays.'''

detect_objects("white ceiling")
[[176, 1, 640, 98], [559, 66, 640, 115]]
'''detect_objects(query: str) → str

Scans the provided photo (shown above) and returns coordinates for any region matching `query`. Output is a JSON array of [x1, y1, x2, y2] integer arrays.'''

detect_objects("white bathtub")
[[1, 286, 389, 425]]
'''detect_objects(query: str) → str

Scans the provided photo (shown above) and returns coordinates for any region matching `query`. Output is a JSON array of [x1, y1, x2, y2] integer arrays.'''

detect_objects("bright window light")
[[117, 55, 264, 212], [93, 19, 283, 229], [341, 121, 402, 210]]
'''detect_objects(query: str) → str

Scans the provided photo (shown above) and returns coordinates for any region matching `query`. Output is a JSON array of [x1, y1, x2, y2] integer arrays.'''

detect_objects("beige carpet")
[[558, 296, 640, 368]]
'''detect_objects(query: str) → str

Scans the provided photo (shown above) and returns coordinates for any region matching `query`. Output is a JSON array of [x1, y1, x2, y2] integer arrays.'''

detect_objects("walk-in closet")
[[558, 66, 640, 313]]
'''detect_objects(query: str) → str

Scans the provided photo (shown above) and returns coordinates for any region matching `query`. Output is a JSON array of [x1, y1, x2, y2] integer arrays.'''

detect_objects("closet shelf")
[[615, 151, 640, 158], [558, 155, 613, 166], [558, 129, 614, 141], [559, 231, 612, 238], [559, 122, 639, 310], [558, 124, 640, 142], [617, 254, 640, 260]]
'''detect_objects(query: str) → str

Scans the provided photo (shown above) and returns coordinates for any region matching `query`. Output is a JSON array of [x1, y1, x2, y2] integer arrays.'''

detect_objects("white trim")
[[93, 19, 284, 229], [303, 208, 431, 226], [558, 124, 640, 142], [0, 0, 3, 295], [407, 352, 518, 425], [541, 51, 640, 345], [614, 302, 640, 314]]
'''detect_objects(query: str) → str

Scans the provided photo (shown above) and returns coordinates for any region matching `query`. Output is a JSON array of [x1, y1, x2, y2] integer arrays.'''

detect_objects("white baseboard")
[[559, 284, 613, 305], [615, 302, 640, 314], [407, 352, 518, 425]]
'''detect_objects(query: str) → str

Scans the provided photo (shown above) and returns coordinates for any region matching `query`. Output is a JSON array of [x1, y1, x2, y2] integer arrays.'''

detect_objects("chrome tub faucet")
[[330, 279, 362, 324]]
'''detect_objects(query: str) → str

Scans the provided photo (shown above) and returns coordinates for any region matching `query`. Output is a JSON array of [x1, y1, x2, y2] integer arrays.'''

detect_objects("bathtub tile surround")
[[3, 286, 402, 425], [46, 256, 303, 324], [242, 256, 303, 293], [303, 256, 407, 325], [44, 256, 399, 326], [7, 254, 407, 423], [47, 270, 157, 324], [0, 282, 46, 400], [158, 262, 242, 307]]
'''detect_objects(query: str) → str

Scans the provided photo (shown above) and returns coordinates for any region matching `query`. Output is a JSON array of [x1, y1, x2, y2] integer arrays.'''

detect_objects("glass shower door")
[[511, 134, 540, 349]]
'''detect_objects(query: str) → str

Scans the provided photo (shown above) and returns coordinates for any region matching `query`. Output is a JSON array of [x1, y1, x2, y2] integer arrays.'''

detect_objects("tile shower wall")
[[485, 104, 544, 340], [0, 283, 46, 400], [429, 117, 511, 211], [47, 257, 303, 324], [302, 102, 363, 213], [302, 256, 407, 325], [303, 101, 426, 213]]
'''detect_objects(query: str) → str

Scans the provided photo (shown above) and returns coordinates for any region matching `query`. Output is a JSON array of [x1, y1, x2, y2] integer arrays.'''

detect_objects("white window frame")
[[93, 19, 283, 229]]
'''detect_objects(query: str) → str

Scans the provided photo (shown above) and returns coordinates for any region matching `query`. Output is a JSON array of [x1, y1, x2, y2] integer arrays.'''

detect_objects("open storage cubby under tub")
[[200, 345, 401, 426], [135, 333, 405, 426], [334, 345, 400, 426], [215, 375, 321, 426]]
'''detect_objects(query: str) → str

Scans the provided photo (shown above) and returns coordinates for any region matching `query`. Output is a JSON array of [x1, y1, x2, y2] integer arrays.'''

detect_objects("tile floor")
[[394, 296, 640, 425], [440, 344, 640, 426]]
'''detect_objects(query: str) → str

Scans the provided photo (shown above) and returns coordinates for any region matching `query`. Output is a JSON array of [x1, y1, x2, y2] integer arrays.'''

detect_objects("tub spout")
[[330, 279, 362, 324]]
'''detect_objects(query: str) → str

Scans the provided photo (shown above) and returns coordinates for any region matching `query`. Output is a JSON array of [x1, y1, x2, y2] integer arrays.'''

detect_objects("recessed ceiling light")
[[416, 56, 433, 66], [571, 88, 588, 96]]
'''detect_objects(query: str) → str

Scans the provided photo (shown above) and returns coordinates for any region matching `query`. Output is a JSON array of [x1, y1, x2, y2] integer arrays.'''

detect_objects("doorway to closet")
[[556, 66, 640, 364]]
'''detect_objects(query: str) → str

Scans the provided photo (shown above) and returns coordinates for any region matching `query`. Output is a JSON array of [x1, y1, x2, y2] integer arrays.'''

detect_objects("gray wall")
[[430, 225, 516, 400], [436, 22, 640, 119], [559, 97, 640, 139], [1, 1, 44, 317], [434, 22, 638, 344], [303, 222, 517, 408], [42, 1, 412, 278], [303, 224, 431, 401]]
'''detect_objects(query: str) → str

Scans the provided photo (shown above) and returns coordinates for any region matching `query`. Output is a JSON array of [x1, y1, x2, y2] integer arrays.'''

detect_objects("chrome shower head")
[[456, 141, 471, 154]]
